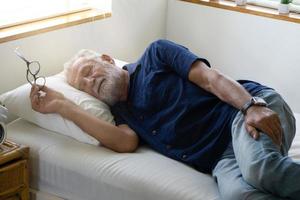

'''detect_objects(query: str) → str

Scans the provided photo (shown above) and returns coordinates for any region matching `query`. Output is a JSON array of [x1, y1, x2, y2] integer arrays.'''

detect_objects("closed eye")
[[98, 78, 105, 94], [81, 66, 92, 77]]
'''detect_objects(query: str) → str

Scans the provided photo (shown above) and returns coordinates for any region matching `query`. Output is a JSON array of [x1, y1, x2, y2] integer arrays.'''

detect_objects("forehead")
[[73, 57, 97, 70], [67, 56, 107, 86], [71, 57, 100, 74], [67, 57, 90, 85]]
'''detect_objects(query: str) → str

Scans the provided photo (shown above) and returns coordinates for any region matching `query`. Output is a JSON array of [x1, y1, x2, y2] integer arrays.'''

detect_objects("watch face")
[[252, 97, 267, 106]]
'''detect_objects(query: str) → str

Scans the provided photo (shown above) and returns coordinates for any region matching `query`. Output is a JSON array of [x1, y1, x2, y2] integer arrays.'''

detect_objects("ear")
[[101, 54, 115, 65]]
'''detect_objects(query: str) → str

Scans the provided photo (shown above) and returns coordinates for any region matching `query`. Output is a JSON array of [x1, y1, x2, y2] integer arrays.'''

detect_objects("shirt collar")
[[123, 62, 139, 75]]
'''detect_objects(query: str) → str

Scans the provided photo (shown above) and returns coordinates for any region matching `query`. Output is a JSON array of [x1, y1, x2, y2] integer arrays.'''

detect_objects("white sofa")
[[6, 113, 300, 200]]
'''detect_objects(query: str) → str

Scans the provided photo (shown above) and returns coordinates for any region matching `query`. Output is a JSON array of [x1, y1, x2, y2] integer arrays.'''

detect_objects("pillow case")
[[0, 73, 115, 146], [0, 48, 128, 145]]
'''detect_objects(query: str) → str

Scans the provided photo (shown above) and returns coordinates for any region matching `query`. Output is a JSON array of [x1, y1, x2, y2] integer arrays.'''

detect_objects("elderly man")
[[30, 40, 298, 200]]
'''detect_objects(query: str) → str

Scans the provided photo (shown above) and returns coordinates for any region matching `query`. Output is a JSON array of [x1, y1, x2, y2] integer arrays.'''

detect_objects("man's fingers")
[[269, 114, 282, 146], [253, 131, 260, 140], [246, 125, 260, 140], [30, 85, 39, 99], [267, 116, 282, 145], [245, 107, 284, 146], [250, 126, 279, 146], [249, 116, 282, 146], [38, 90, 47, 98], [262, 123, 281, 146], [37, 84, 48, 92], [32, 94, 40, 108]]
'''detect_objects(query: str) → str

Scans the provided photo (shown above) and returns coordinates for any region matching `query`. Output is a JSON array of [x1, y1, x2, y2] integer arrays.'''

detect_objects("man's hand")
[[244, 106, 282, 146], [30, 85, 66, 114], [188, 60, 283, 146], [30, 85, 139, 152]]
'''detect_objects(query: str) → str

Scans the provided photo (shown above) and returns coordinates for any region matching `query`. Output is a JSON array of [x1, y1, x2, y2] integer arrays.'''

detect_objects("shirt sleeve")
[[140, 39, 211, 79], [110, 104, 126, 126]]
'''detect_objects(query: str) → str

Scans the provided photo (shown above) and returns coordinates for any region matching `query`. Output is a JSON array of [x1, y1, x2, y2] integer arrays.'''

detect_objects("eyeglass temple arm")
[[14, 48, 30, 64]]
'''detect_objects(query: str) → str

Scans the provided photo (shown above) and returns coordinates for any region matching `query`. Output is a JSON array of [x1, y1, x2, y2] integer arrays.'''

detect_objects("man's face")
[[66, 55, 124, 105]]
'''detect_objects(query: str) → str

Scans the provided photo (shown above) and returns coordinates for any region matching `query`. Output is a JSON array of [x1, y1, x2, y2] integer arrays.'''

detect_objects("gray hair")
[[64, 49, 101, 72]]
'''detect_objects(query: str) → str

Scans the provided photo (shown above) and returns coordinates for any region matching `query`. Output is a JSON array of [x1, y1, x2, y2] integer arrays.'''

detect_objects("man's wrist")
[[58, 99, 77, 118], [241, 96, 267, 115]]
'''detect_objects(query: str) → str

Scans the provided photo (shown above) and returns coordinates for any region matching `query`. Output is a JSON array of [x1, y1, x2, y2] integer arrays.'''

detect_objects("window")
[[0, 0, 112, 28], [181, 0, 300, 25], [247, 0, 300, 13]]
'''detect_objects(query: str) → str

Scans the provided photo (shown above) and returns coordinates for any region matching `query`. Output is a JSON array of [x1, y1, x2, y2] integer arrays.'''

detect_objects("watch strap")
[[241, 97, 267, 115]]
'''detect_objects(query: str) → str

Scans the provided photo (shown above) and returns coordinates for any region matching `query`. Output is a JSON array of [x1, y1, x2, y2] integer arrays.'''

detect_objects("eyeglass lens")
[[28, 61, 40, 75], [26, 72, 45, 85], [35, 76, 46, 86], [15, 48, 46, 88]]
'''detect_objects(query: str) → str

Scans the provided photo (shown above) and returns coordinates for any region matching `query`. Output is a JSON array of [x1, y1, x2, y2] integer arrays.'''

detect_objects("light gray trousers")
[[213, 90, 298, 200]]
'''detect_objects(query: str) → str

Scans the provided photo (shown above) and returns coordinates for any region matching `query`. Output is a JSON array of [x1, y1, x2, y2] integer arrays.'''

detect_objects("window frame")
[[0, 0, 112, 43], [0, 8, 92, 29], [181, 0, 300, 24], [0, 9, 112, 44]]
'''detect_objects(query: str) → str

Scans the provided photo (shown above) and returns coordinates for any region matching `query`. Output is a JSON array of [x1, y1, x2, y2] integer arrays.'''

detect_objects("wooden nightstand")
[[0, 141, 29, 200]]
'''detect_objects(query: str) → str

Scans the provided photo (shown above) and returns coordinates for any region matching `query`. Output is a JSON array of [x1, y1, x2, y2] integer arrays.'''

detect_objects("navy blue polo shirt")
[[111, 40, 271, 173]]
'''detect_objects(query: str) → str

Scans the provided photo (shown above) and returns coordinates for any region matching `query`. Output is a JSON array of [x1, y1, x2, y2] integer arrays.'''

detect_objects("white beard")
[[93, 66, 124, 106]]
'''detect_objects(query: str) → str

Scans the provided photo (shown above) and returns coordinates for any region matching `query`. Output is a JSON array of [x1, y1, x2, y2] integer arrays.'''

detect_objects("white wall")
[[0, 0, 168, 94], [1, 0, 299, 112], [166, 0, 300, 112]]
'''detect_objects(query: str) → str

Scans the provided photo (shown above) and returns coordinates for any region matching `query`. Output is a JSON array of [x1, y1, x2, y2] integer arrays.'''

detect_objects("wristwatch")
[[241, 97, 267, 115]]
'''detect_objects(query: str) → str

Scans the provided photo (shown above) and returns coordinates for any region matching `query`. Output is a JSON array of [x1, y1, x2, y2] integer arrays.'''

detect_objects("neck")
[[119, 70, 130, 101]]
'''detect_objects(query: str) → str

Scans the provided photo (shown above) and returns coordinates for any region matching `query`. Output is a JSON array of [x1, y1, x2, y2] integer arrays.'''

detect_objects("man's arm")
[[30, 86, 139, 153], [188, 61, 283, 146], [189, 61, 252, 110], [143, 40, 282, 145], [59, 101, 138, 152]]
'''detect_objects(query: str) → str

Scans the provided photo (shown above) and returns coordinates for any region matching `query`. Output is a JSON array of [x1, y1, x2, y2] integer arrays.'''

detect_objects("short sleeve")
[[110, 103, 126, 125], [141, 40, 211, 79]]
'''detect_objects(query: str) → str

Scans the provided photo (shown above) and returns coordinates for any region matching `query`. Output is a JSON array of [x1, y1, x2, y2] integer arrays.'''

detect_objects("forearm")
[[189, 61, 252, 110], [58, 100, 137, 152], [209, 71, 251, 109]]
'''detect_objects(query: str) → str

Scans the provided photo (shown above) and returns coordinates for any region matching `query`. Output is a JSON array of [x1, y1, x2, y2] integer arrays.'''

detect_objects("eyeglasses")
[[14, 48, 46, 89]]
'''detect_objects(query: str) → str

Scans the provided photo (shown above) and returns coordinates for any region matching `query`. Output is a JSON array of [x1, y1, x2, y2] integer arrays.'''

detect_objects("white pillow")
[[0, 72, 115, 146]]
